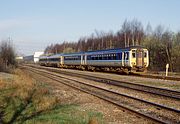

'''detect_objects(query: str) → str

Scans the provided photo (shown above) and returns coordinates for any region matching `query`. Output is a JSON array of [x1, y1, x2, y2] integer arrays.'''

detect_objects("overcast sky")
[[0, 0, 180, 55]]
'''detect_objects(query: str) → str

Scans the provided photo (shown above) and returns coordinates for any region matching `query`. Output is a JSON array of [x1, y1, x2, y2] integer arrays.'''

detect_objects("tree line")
[[45, 19, 144, 53], [44, 19, 180, 72]]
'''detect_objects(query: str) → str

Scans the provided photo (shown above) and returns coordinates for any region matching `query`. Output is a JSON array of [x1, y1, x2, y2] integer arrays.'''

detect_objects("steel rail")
[[23, 66, 180, 124], [27, 65, 180, 100]]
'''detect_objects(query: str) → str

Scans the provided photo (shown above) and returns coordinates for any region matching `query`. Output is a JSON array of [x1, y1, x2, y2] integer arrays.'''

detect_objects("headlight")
[[131, 62, 136, 65], [144, 62, 147, 66]]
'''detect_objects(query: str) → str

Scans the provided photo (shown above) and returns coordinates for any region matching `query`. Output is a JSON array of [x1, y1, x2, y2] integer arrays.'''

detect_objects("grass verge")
[[0, 69, 104, 124]]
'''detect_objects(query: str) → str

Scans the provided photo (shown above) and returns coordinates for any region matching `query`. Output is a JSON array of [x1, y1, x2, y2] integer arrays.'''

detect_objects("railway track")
[[25, 64, 180, 81], [22, 65, 180, 124], [27, 64, 180, 100]]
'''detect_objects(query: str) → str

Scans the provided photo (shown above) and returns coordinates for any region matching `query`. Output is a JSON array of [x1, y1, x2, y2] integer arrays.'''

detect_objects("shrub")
[[0, 40, 16, 72]]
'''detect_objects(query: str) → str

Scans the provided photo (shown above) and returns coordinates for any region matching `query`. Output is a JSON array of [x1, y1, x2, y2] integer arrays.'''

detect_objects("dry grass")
[[0, 69, 58, 124], [0, 69, 104, 124], [88, 117, 99, 124]]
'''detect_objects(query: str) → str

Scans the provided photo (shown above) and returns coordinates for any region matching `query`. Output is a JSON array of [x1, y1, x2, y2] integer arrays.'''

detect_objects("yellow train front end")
[[130, 47, 149, 72]]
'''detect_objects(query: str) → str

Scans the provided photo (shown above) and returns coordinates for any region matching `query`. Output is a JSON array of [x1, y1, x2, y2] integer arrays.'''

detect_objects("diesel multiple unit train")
[[39, 46, 149, 72]]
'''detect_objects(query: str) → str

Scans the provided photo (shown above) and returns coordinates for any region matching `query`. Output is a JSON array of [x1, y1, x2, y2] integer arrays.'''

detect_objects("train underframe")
[[44, 63, 146, 74]]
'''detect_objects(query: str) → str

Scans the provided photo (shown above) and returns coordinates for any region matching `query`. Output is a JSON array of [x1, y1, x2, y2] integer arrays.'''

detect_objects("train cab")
[[130, 47, 149, 71]]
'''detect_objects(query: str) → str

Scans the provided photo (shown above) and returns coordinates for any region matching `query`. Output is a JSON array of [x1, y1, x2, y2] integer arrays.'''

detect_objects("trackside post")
[[166, 64, 169, 76]]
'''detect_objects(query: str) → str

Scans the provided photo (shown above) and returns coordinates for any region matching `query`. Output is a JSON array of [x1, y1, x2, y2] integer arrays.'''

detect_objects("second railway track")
[[27, 64, 180, 100]]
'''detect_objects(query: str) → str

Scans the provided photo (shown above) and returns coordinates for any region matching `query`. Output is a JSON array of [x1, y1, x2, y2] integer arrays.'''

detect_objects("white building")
[[24, 52, 44, 63], [34, 52, 44, 63], [15, 56, 23, 60]]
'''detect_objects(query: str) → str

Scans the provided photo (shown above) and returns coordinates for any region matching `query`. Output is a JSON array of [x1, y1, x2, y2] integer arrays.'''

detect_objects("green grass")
[[0, 70, 104, 124], [24, 105, 104, 124]]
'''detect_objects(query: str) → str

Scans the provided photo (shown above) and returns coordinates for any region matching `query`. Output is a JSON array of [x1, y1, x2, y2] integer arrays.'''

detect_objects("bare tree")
[[43, 20, 180, 72], [0, 39, 16, 71], [121, 19, 144, 47]]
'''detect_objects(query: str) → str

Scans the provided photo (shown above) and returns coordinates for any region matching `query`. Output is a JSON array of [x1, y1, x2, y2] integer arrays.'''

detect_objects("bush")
[[0, 40, 16, 72]]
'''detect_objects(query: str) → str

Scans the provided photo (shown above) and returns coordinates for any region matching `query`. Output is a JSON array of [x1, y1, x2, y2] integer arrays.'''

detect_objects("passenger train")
[[39, 46, 149, 72]]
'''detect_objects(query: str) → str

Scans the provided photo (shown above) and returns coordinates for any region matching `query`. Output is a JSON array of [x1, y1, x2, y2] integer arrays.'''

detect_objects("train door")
[[81, 55, 85, 65], [122, 52, 124, 66], [84, 54, 87, 65], [124, 52, 129, 66], [136, 49, 144, 67], [61, 56, 64, 65]]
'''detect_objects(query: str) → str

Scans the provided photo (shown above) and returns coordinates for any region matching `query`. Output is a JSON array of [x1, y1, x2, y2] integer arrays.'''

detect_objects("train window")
[[132, 50, 136, 58], [106, 54, 108, 60], [125, 52, 129, 60], [87, 56, 90, 60], [108, 54, 112, 60], [103, 55, 105, 60], [99, 55, 102, 60], [113, 54, 116, 60], [118, 53, 122, 60], [132, 53, 136, 58], [127, 53, 129, 60], [144, 52, 147, 58], [102, 54, 106, 60]]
